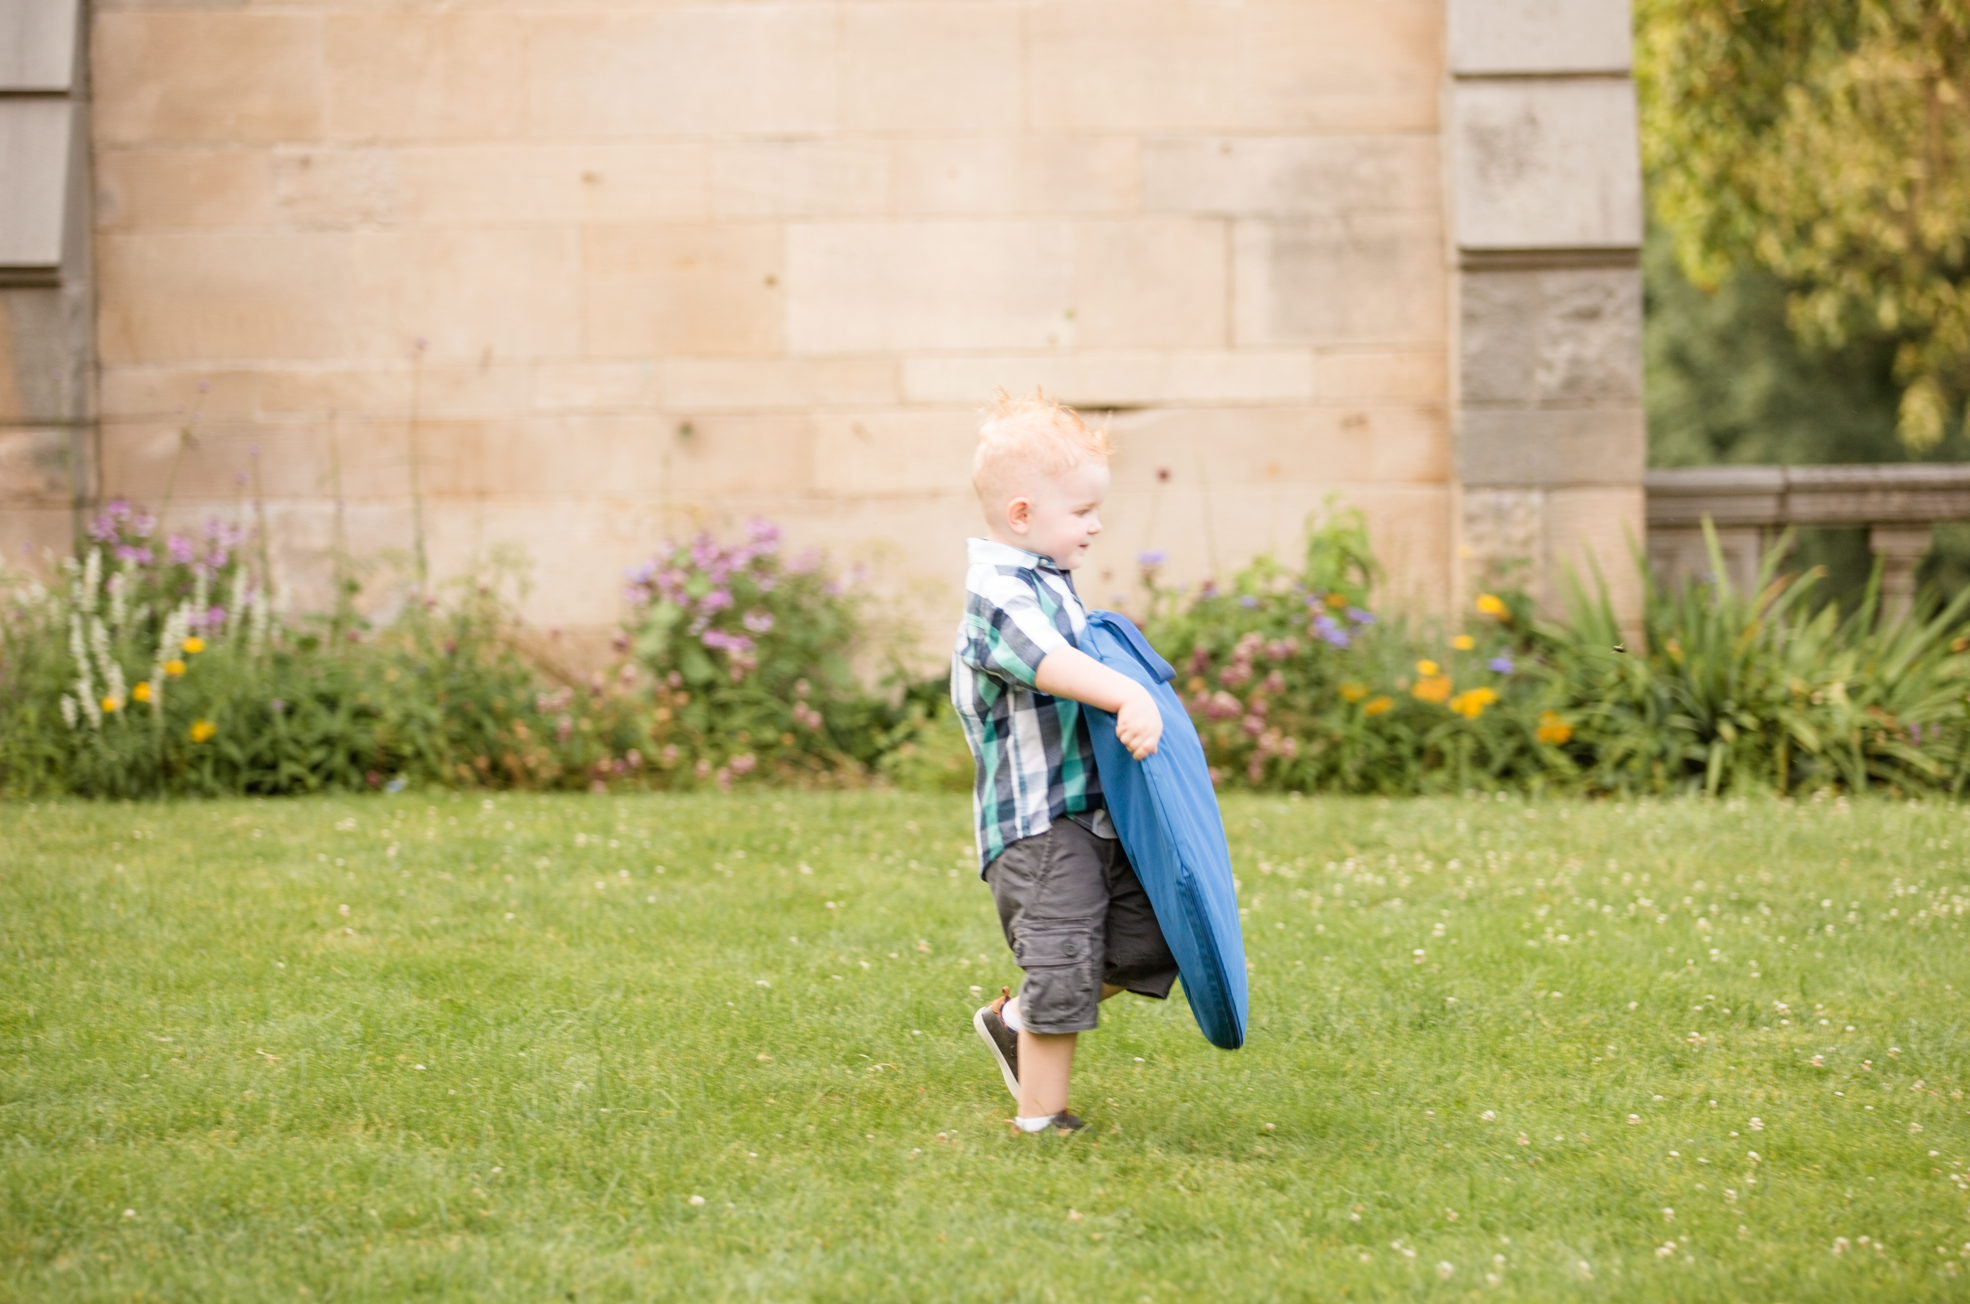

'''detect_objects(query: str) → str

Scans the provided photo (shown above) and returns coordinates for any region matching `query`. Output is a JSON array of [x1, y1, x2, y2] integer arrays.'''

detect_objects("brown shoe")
[[973, 986, 1020, 1100]]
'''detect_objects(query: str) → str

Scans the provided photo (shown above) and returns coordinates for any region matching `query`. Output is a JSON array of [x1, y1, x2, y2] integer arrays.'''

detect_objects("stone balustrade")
[[1646, 464, 1970, 616]]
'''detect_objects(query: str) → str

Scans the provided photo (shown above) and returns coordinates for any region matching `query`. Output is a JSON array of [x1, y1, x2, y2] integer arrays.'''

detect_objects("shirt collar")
[[967, 536, 1065, 573]]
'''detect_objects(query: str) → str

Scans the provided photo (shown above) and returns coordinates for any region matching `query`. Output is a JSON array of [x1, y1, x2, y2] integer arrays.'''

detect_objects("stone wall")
[[1444, 0, 1646, 622], [74, 0, 1455, 659]]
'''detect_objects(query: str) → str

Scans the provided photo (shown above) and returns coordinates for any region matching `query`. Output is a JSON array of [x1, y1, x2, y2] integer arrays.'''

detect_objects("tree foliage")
[[1636, 0, 1970, 449]]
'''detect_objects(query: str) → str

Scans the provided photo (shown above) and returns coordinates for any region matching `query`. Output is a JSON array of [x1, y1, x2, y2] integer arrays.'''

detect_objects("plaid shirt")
[[951, 538, 1106, 875]]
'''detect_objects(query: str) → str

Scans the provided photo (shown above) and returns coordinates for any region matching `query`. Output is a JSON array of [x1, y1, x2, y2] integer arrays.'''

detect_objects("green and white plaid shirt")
[[951, 538, 1108, 875]]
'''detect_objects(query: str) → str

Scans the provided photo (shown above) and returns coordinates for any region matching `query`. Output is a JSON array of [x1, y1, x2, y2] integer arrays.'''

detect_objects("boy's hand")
[[1034, 646, 1162, 760], [1114, 682, 1162, 760]]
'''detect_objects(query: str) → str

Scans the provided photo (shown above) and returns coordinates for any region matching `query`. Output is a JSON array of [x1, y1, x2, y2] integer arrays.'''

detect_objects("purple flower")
[[1239, 595, 1259, 608], [700, 628, 755, 655], [1347, 606, 1375, 625], [699, 589, 734, 614], [206, 605, 227, 628], [270, 699, 286, 715], [1138, 549, 1168, 569], [1312, 613, 1351, 648], [742, 610, 775, 634], [113, 544, 153, 565], [168, 535, 196, 565], [1489, 654, 1515, 674]]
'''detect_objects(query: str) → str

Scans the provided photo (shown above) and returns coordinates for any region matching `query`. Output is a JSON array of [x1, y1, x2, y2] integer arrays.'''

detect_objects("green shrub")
[[1537, 525, 1970, 796], [1142, 513, 1970, 798]]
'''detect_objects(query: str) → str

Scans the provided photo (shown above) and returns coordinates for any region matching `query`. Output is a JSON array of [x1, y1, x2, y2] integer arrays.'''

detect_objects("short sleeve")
[[959, 574, 1069, 688]]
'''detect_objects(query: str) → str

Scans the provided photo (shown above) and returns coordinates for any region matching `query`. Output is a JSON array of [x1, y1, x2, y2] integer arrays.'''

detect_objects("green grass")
[[4, 791, 1970, 1301]]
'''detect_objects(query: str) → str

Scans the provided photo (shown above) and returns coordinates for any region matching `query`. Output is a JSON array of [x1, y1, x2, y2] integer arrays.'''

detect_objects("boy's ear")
[[1005, 495, 1032, 536]]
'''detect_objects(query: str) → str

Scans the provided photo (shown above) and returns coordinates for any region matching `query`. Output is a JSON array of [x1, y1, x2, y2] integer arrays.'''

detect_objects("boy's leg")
[[981, 822, 1111, 1118], [1014, 984, 1124, 1118]]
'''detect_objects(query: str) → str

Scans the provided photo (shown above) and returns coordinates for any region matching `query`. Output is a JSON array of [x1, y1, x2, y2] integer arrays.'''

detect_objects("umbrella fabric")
[[1079, 610, 1248, 1050]]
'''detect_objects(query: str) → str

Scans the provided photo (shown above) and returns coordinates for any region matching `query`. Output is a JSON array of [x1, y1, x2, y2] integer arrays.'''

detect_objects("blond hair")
[[971, 389, 1111, 508]]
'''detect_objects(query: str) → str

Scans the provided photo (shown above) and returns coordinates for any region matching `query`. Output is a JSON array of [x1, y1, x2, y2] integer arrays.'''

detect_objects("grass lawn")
[[4, 790, 1970, 1301]]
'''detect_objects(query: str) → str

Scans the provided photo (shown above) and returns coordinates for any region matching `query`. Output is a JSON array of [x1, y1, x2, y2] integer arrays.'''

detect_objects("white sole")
[[972, 1005, 1021, 1101]]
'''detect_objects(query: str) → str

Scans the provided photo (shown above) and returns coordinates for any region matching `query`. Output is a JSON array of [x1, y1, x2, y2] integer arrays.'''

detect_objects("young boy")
[[953, 393, 1177, 1136]]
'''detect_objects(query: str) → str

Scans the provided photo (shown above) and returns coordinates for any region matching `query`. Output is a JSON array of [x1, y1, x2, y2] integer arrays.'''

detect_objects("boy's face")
[[1001, 459, 1109, 570]]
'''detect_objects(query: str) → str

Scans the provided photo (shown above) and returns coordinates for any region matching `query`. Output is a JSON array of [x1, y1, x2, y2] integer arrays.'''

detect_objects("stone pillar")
[[1869, 525, 1933, 624], [0, 0, 94, 558], [1445, 0, 1645, 627]]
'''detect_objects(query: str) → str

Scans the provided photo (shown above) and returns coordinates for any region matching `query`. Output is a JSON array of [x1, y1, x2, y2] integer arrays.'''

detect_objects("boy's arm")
[[1035, 646, 1162, 760]]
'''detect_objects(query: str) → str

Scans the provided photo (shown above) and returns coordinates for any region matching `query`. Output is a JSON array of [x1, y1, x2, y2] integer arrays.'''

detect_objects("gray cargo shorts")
[[984, 816, 1179, 1035]]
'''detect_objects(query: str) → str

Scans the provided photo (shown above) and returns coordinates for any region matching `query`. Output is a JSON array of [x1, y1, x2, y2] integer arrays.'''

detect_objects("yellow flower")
[[1449, 686, 1498, 719], [101, 696, 121, 713], [1325, 592, 1348, 609], [132, 682, 151, 703], [1451, 634, 1475, 651], [182, 636, 206, 654], [1536, 711, 1573, 745], [1412, 674, 1453, 704], [164, 659, 186, 677], [189, 719, 216, 744], [1476, 593, 1509, 619], [1339, 680, 1370, 703], [1415, 659, 1440, 677], [1362, 695, 1395, 717]]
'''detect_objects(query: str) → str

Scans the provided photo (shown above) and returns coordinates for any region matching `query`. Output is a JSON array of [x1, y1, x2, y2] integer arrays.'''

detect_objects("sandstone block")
[[399, 144, 708, 226], [404, 364, 534, 421], [663, 358, 898, 411], [582, 224, 784, 358], [1232, 214, 1445, 348], [841, 3, 1021, 132], [534, 362, 663, 414], [350, 229, 582, 362], [1094, 482, 1450, 609], [1072, 220, 1227, 350], [811, 409, 979, 497], [99, 418, 320, 501], [891, 137, 1139, 215], [0, 506, 70, 562], [97, 233, 352, 364], [324, 12, 523, 142], [1142, 135, 1439, 217], [711, 140, 891, 219], [1310, 350, 1447, 404], [462, 417, 669, 500], [1458, 266, 1642, 406], [1456, 407, 1645, 488], [1026, 1, 1439, 132], [787, 222, 1071, 354], [527, 9, 838, 138], [274, 147, 398, 230], [1450, 80, 1642, 251], [257, 369, 413, 418], [902, 351, 1312, 408], [1448, 0, 1633, 75], [96, 13, 323, 143], [419, 496, 659, 635], [1544, 485, 1645, 623], [97, 366, 259, 422], [1104, 405, 1448, 489], [664, 414, 814, 498], [95, 147, 274, 230]]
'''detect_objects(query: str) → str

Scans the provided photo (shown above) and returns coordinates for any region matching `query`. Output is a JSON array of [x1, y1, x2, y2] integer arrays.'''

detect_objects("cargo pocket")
[[1012, 922, 1103, 1033]]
